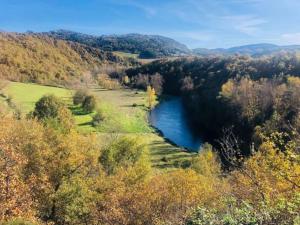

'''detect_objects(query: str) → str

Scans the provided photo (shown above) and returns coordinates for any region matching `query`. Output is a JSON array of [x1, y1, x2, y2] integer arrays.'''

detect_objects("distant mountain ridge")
[[193, 43, 300, 56], [42, 30, 191, 58], [29, 30, 300, 58]]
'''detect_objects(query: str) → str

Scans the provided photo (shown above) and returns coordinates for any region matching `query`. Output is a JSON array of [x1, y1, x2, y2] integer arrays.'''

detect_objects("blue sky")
[[1, 0, 300, 48]]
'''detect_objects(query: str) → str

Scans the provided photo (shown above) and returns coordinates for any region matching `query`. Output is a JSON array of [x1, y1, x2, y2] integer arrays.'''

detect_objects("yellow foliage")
[[97, 74, 121, 90], [230, 136, 300, 207], [220, 79, 235, 99], [95, 169, 226, 225], [146, 85, 156, 109], [0, 118, 36, 221], [287, 76, 300, 88], [191, 143, 222, 179], [123, 75, 130, 84], [0, 33, 128, 86], [0, 116, 100, 224]]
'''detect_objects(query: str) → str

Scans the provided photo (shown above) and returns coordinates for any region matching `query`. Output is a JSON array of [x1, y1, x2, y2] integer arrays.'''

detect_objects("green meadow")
[[113, 51, 139, 59], [1, 82, 194, 170], [2, 82, 72, 112]]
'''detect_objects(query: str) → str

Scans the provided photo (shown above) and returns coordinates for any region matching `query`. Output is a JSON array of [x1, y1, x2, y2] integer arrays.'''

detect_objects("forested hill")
[[193, 43, 300, 56], [42, 30, 191, 58], [39, 30, 300, 58], [126, 53, 300, 154], [0, 32, 136, 86]]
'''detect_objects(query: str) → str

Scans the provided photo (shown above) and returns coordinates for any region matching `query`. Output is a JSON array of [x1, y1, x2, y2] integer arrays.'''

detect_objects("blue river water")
[[149, 97, 202, 151]]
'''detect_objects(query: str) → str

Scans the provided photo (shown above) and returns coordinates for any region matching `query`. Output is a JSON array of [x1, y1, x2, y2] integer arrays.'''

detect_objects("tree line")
[[126, 53, 300, 156]]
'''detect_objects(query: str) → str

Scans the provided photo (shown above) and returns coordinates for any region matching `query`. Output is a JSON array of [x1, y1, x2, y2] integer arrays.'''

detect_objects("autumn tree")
[[0, 116, 100, 225], [150, 73, 164, 95], [95, 168, 227, 225], [146, 85, 156, 109], [135, 74, 149, 90], [0, 118, 36, 222], [99, 136, 151, 177], [25, 129, 99, 224], [122, 75, 130, 85], [191, 143, 222, 179], [181, 76, 194, 93], [33, 95, 63, 120], [33, 95, 74, 132]]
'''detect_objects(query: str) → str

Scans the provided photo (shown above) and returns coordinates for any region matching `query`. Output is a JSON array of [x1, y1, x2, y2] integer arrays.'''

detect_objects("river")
[[149, 97, 202, 151]]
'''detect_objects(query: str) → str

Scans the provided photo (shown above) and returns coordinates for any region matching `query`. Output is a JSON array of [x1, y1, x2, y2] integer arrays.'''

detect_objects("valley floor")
[[1, 82, 194, 171]]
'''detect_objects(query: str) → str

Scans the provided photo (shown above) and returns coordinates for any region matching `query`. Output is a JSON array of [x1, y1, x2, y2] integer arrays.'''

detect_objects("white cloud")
[[280, 33, 300, 45], [221, 15, 267, 35], [129, 1, 157, 16], [163, 0, 267, 36], [173, 31, 214, 41], [225, 0, 264, 3], [108, 0, 157, 17]]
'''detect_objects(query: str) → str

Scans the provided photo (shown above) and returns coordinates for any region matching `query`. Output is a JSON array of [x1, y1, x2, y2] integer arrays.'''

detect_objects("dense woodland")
[[0, 32, 137, 86], [0, 31, 300, 225], [127, 54, 300, 154], [43, 30, 191, 58]]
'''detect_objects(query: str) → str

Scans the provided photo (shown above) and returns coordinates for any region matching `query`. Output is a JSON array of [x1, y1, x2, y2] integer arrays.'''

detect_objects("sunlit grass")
[[3, 82, 73, 112], [113, 51, 139, 59], [2, 81, 194, 170]]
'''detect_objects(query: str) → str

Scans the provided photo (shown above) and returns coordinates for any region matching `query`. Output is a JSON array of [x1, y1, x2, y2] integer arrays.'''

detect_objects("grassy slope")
[[113, 51, 158, 64], [113, 51, 139, 59], [3, 82, 72, 112], [0, 33, 135, 86], [2, 82, 194, 170]]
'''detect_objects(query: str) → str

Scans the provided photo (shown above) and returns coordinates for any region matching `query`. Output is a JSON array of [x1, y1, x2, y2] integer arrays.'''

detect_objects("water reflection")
[[149, 97, 202, 151]]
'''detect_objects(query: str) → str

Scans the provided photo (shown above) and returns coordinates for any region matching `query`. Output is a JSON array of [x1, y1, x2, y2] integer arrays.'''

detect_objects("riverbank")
[[1, 81, 195, 171]]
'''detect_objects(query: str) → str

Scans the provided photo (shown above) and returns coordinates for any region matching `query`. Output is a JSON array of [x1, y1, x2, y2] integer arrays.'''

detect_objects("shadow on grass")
[[92, 88, 112, 92], [149, 140, 194, 169], [69, 105, 89, 116], [121, 104, 145, 108], [78, 121, 93, 127]]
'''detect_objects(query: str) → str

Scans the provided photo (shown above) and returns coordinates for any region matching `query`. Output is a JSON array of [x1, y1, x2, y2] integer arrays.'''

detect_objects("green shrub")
[[73, 89, 88, 105], [99, 136, 150, 175], [186, 196, 300, 225], [33, 95, 62, 120], [82, 95, 97, 113], [33, 95, 74, 132], [92, 109, 105, 126], [161, 156, 168, 162]]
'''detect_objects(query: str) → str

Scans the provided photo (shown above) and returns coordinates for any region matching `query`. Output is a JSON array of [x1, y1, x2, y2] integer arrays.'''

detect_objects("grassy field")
[[2, 82, 72, 112], [1, 82, 195, 170], [113, 51, 139, 59], [113, 51, 158, 64]]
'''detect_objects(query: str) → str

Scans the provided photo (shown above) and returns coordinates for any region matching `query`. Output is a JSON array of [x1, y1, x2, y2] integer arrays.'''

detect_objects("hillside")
[[0, 32, 137, 86], [43, 30, 191, 58], [193, 43, 300, 56], [126, 53, 300, 151]]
